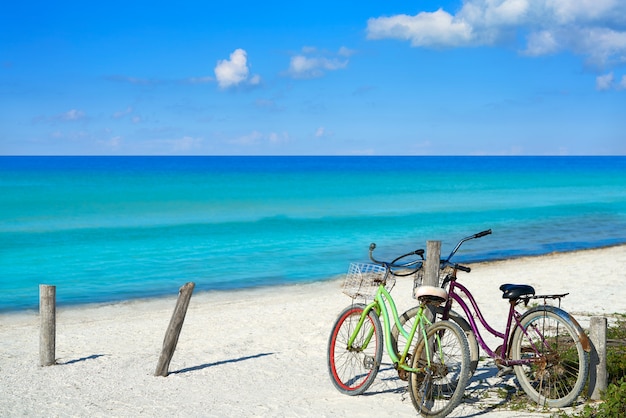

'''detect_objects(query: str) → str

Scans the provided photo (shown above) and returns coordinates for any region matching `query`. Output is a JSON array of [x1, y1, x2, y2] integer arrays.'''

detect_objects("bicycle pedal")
[[496, 366, 514, 377]]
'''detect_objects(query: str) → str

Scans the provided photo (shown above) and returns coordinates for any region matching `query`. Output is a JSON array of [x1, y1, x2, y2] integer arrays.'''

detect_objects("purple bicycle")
[[393, 230, 590, 408]]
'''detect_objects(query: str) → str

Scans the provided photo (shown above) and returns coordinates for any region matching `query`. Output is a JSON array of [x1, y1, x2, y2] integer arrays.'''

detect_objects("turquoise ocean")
[[1, 156, 626, 312]]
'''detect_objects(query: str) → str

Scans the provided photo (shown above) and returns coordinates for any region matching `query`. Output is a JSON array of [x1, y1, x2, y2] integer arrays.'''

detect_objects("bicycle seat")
[[415, 285, 448, 305], [499, 283, 535, 300]]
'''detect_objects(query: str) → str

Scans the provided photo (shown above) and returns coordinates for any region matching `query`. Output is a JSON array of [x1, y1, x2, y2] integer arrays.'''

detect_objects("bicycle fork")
[[345, 301, 440, 376], [346, 304, 379, 357]]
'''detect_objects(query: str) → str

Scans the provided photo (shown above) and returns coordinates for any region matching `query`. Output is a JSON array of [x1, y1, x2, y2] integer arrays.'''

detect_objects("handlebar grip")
[[474, 229, 492, 238], [457, 264, 471, 273]]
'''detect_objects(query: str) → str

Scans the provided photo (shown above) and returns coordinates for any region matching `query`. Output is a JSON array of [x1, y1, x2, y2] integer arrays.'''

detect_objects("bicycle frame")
[[442, 272, 573, 366], [348, 284, 438, 373], [442, 278, 537, 367]]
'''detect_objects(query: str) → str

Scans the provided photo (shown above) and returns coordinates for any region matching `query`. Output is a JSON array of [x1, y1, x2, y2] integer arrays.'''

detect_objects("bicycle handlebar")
[[367, 228, 490, 278], [444, 228, 492, 263], [456, 264, 471, 273], [368, 243, 424, 270], [438, 229, 491, 280], [440, 258, 472, 272]]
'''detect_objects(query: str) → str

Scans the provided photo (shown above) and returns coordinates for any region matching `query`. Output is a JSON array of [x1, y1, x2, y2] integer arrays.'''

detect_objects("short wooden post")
[[424, 241, 441, 287], [423, 241, 441, 320], [155, 282, 195, 377], [588, 316, 607, 400], [39, 284, 56, 366]]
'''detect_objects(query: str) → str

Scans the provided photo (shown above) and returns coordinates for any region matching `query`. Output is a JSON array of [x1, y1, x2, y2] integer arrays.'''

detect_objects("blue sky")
[[1, 0, 625, 156]]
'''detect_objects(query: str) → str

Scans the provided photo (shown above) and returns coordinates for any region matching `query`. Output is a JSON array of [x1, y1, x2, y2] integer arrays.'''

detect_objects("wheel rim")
[[329, 307, 379, 391], [514, 312, 585, 405]]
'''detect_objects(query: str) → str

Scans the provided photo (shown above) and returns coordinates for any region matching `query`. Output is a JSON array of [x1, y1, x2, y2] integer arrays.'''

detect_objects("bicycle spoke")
[[512, 309, 589, 407], [408, 321, 470, 417], [327, 304, 383, 395]]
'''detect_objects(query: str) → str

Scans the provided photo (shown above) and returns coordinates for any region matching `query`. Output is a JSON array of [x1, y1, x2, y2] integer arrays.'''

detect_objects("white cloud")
[[367, 0, 626, 67], [576, 27, 626, 67], [108, 136, 122, 149], [61, 109, 85, 121], [214, 49, 260, 89], [188, 76, 213, 84], [546, 0, 618, 24], [230, 130, 290, 146], [171, 136, 203, 152], [488, 0, 529, 24], [268, 132, 289, 144], [338, 46, 356, 57], [112, 107, 142, 124], [231, 130, 264, 145], [287, 47, 350, 79], [524, 30, 560, 56], [367, 10, 474, 47], [595, 71, 626, 90], [302, 46, 317, 54], [249, 74, 261, 85], [255, 98, 283, 112], [314, 127, 334, 138], [106, 75, 154, 85], [596, 72, 614, 90], [112, 107, 133, 119]]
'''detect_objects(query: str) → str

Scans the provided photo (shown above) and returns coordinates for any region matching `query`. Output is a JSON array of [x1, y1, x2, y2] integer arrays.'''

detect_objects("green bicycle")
[[327, 244, 471, 417]]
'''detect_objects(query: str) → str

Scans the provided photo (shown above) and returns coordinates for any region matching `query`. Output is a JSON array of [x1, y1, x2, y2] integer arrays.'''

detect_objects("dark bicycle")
[[393, 230, 590, 408]]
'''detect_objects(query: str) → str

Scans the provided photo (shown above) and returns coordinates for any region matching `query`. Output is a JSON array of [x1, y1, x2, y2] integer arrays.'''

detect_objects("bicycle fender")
[[519, 305, 591, 353]]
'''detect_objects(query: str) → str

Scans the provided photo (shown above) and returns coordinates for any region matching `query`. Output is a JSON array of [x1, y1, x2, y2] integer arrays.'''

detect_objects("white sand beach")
[[1, 245, 625, 417]]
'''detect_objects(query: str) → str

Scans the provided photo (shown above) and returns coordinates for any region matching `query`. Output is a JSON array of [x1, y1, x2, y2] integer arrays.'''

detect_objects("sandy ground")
[[1, 245, 625, 417]]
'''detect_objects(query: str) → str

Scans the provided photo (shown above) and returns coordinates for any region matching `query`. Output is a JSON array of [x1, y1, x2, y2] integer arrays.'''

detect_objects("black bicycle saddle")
[[499, 283, 535, 300]]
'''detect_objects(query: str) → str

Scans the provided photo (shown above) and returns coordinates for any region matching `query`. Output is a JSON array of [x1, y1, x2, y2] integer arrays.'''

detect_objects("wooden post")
[[155, 282, 195, 377], [39, 284, 56, 366], [423, 241, 441, 321], [424, 241, 441, 287], [588, 316, 607, 400]]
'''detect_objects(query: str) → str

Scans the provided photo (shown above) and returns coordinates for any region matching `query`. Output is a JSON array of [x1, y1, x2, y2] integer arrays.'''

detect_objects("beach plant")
[[496, 386, 511, 399], [559, 377, 626, 418], [497, 386, 545, 413], [595, 377, 626, 417], [556, 315, 626, 418], [606, 316, 626, 384]]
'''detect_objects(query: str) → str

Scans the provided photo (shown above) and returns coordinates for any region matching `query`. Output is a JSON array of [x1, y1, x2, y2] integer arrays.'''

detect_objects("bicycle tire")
[[511, 307, 589, 408], [392, 306, 479, 380], [327, 303, 383, 395], [408, 320, 471, 417]]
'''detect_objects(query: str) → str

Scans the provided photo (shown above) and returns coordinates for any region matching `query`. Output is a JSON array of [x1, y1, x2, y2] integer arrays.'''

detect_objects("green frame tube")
[[346, 285, 434, 374]]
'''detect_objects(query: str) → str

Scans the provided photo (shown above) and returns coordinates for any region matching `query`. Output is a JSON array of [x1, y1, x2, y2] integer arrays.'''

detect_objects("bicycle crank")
[[363, 355, 376, 370]]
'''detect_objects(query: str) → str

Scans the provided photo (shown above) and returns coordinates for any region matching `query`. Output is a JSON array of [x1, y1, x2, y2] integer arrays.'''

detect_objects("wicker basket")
[[342, 263, 391, 299]]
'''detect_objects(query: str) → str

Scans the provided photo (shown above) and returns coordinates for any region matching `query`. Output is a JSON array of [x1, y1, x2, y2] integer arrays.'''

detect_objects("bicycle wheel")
[[408, 320, 470, 417], [327, 303, 383, 395], [511, 307, 589, 408], [392, 306, 479, 380]]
